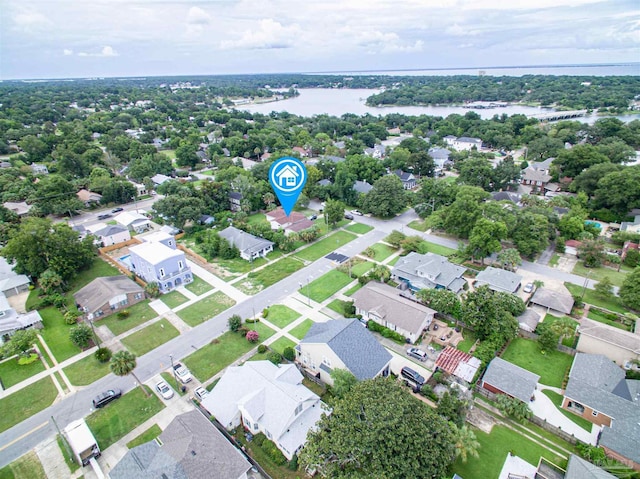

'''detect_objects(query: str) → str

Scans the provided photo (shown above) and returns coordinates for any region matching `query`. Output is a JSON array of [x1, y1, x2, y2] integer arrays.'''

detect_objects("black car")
[[111, 207, 124, 213], [97, 213, 112, 220], [92, 389, 122, 408], [309, 214, 318, 220], [344, 213, 354, 220]]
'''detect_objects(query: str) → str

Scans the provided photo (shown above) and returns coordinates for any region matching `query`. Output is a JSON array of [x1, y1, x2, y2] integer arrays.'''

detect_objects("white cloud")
[[78, 46, 119, 57], [12, 10, 52, 31], [63, 49, 73, 56], [220, 19, 301, 50], [187, 6, 211, 25]]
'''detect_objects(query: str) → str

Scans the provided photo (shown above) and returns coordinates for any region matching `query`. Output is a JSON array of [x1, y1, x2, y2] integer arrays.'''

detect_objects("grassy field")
[[345, 223, 374, 234], [289, 319, 314, 340], [126, 424, 162, 449], [269, 337, 297, 355], [238, 257, 305, 294], [572, 261, 632, 288], [160, 290, 189, 308], [541, 389, 593, 432], [299, 269, 353, 302], [184, 275, 213, 295], [367, 243, 397, 261], [0, 377, 58, 433], [457, 330, 477, 354], [501, 338, 574, 387], [344, 283, 363, 296], [326, 299, 352, 316], [183, 324, 275, 382], [587, 309, 631, 331], [86, 386, 164, 450], [0, 356, 45, 388], [350, 260, 374, 277], [264, 305, 301, 328], [121, 319, 180, 356], [63, 354, 110, 386], [408, 220, 429, 232], [295, 231, 357, 262], [39, 307, 81, 363], [177, 292, 236, 327], [564, 282, 628, 314], [0, 451, 46, 479], [100, 300, 157, 336]]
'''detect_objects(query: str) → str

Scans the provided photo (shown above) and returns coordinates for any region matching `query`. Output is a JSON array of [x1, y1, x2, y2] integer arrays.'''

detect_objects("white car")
[[407, 347, 428, 362], [194, 386, 209, 401], [173, 363, 192, 383], [156, 380, 174, 400], [351, 209, 364, 216], [523, 283, 535, 293]]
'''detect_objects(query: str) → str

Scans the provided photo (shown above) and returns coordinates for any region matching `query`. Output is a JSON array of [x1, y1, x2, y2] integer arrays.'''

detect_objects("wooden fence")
[[98, 237, 141, 254]]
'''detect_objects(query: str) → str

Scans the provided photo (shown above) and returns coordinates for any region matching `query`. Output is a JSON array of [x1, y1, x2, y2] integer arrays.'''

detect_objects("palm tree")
[[110, 350, 150, 397], [451, 424, 480, 462], [550, 317, 577, 346]]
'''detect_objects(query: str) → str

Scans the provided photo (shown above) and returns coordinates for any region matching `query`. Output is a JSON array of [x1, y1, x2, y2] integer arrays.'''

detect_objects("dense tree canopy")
[[361, 175, 407, 218]]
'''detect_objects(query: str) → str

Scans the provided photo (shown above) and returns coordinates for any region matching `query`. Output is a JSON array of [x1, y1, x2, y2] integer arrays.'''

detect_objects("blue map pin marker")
[[269, 156, 307, 216]]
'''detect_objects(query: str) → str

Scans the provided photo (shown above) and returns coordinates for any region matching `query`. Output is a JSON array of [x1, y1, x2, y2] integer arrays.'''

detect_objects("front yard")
[[100, 300, 157, 336], [365, 242, 397, 262], [289, 319, 314, 340], [39, 307, 82, 363], [268, 336, 297, 355], [63, 354, 110, 386], [344, 223, 374, 235], [184, 275, 213, 295], [501, 338, 574, 388], [176, 292, 236, 327], [160, 290, 188, 309], [295, 231, 357, 262], [0, 356, 45, 388], [237, 257, 305, 295], [264, 305, 301, 328], [0, 377, 58, 433], [299, 269, 353, 303], [120, 319, 180, 356]]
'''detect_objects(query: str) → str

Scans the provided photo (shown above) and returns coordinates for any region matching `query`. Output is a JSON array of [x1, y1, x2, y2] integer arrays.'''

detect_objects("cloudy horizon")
[[1, 0, 639, 80]]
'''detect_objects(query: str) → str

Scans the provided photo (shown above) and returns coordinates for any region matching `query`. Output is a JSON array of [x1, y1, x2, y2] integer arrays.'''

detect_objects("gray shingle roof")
[[517, 309, 541, 332], [578, 318, 640, 355], [530, 287, 574, 314], [475, 266, 522, 293], [565, 454, 617, 479], [482, 357, 539, 402], [353, 180, 373, 194], [391, 252, 467, 293], [219, 226, 274, 255], [92, 224, 129, 237], [301, 319, 392, 381], [73, 276, 143, 314]]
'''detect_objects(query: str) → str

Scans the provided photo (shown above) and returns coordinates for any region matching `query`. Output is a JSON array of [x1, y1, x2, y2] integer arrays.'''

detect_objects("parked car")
[[97, 213, 112, 220], [406, 347, 428, 362], [401, 366, 425, 388], [351, 209, 363, 216], [194, 386, 209, 401], [173, 363, 192, 383], [92, 389, 122, 408], [111, 207, 124, 213], [523, 283, 535, 293], [156, 380, 174, 400], [344, 213, 354, 220], [309, 214, 318, 220]]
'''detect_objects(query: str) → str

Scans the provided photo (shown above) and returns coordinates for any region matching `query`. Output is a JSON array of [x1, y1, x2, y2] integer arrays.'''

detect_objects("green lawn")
[[126, 424, 162, 449], [344, 283, 363, 296], [350, 260, 374, 277], [295, 231, 357, 262], [100, 300, 157, 336], [265, 305, 301, 328], [63, 354, 110, 386], [457, 330, 477, 354], [39, 307, 82, 362], [587, 309, 630, 331], [0, 356, 45, 388], [408, 220, 429, 232], [86, 386, 164, 450], [572, 261, 630, 287], [0, 451, 46, 479], [121, 319, 180, 356], [184, 275, 213, 295], [327, 299, 352, 316], [501, 338, 574, 387], [217, 256, 267, 274], [68, 258, 121, 293], [269, 337, 297, 355], [0, 377, 58, 433], [550, 254, 560, 267], [238, 257, 305, 294], [177, 292, 236, 327], [422, 241, 458, 257], [56, 435, 80, 473], [299, 269, 353, 302], [184, 324, 275, 382], [451, 425, 567, 479], [541, 389, 593, 432], [345, 223, 374, 234], [289, 319, 314, 340], [564, 282, 628, 314], [160, 290, 188, 309], [367, 243, 397, 261]]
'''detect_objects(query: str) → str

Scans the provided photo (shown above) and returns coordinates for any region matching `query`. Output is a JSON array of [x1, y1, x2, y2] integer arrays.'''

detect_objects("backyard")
[[63, 354, 110, 386], [0, 377, 58, 433], [501, 338, 574, 388], [120, 319, 180, 356], [237, 257, 305, 294], [299, 269, 353, 303], [99, 300, 157, 336], [176, 292, 236, 327], [264, 304, 301, 328], [295, 231, 357, 262]]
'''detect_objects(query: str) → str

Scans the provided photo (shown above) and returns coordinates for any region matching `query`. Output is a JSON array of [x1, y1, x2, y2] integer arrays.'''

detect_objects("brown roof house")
[[265, 207, 314, 236], [351, 281, 436, 344], [74, 276, 144, 321], [435, 346, 481, 383]]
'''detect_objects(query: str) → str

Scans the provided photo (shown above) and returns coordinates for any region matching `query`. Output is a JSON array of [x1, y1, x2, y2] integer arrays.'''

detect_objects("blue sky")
[[1, 0, 639, 79]]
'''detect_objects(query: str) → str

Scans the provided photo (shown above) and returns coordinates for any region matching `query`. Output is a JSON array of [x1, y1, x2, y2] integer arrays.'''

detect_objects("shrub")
[[288, 454, 299, 471], [18, 353, 39, 365], [238, 327, 249, 337], [117, 310, 130, 320], [283, 347, 295, 361], [262, 308, 269, 318], [69, 324, 93, 349], [245, 318, 259, 324], [246, 330, 259, 343], [228, 314, 242, 332], [64, 311, 79, 325], [95, 347, 112, 363], [261, 438, 287, 466], [267, 351, 282, 364], [257, 344, 267, 354]]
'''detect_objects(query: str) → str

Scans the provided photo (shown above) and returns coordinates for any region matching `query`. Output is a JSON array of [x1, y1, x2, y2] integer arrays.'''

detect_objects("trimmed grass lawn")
[[269, 337, 297, 355], [408, 220, 429, 232], [0, 451, 46, 479], [422, 241, 457, 257], [572, 261, 630, 287], [87, 386, 164, 450], [238, 257, 305, 294], [564, 283, 627, 314], [295, 231, 357, 262], [345, 223, 373, 234], [64, 354, 110, 386], [344, 283, 363, 296], [289, 319, 314, 340], [265, 305, 300, 329], [367, 243, 397, 262], [69, 258, 120, 292], [387, 256, 400, 266], [502, 338, 573, 388], [39, 307, 82, 363], [184, 275, 213, 296], [587, 309, 630, 331], [0, 357, 45, 388], [327, 299, 352, 316], [177, 292, 236, 327], [184, 324, 275, 382], [550, 254, 560, 267], [0, 377, 58, 433], [451, 425, 567, 479], [160, 290, 188, 309], [542, 390, 593, 432], [126, 424, 162, 449], [350, 260, 374, 277], [299, 269, 353, 302], [457, 330, 477, 354], [100, 300, 157, 336], [121, 319, 180, 356]]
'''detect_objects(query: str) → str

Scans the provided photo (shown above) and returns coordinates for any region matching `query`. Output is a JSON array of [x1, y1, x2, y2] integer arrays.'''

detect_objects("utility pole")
[[169, 354, 179, 390]]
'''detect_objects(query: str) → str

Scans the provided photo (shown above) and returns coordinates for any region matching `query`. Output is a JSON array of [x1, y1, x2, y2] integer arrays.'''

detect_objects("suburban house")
[[364, 144, 386, 159], [0, 294, 43, 344], [391, 252, 467, 294], [353, 180, 373, 194], [351, 281, 436, 344], [621, 214, 640, 233], [428, 147, 451, 172], [517, 309, 542, 333], [490, 191, 522, 206], [74, 276, 144, 321], [0, 258, 31, 298], [201, 361, 330, 461], [114, 211, 151, 233], [109, 410, 252, 479], [521, 158, 553, 191], [444, 136, 482, 151], [128, 234, 192, 293], [3, 201, 33, 217], [474, 266, 522, 294], [76, 189, 102, 206], [31, 163, 49, 174], [576, 318, 640, 367], [392, 170, 416, 189], [564, 239, 582, 256], [481, 357, 540, 402], [219, 226, 274, 261], [229, 191, 243, 212], [128, 181, 147, 196], [529, 287, 575, 315], [265, 207, 314, 236], [292, 146, 309, 157], [85, 223, 131, 247], [435, 346, 481, 383], [562, 353, 640, 469], [151, 173, 172, 186], [296, 319, 392, 386]]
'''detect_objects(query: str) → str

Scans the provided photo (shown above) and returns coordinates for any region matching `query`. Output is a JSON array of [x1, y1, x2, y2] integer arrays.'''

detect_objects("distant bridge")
[[530, 110, 588, 121]]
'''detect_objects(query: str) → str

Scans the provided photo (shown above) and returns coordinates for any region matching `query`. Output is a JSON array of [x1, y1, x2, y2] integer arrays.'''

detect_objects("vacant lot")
[[265, 305, 301, 329], [299, 269, 353, 302], [501, 338, 573, 388], [295, 231, 357, 262], [184, 275, 213, 295], [238, 257, 305, 294], [0, 377, 58, 433], [100, 300, 157, 336], [177, 292, 236, 327], [121, 319, 180, 356]]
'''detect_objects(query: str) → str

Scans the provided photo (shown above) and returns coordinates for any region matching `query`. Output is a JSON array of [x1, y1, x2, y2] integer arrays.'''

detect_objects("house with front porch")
[[219, 226, 274, 261], [0, 294, 43, 344], [74, 276, 144, 321], [393, 170, 416, 189], [391, 252, 467, 294]]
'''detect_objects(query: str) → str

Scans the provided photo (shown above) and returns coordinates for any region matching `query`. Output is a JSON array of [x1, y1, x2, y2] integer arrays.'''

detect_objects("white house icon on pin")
[[275, 164, 299, 187]]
